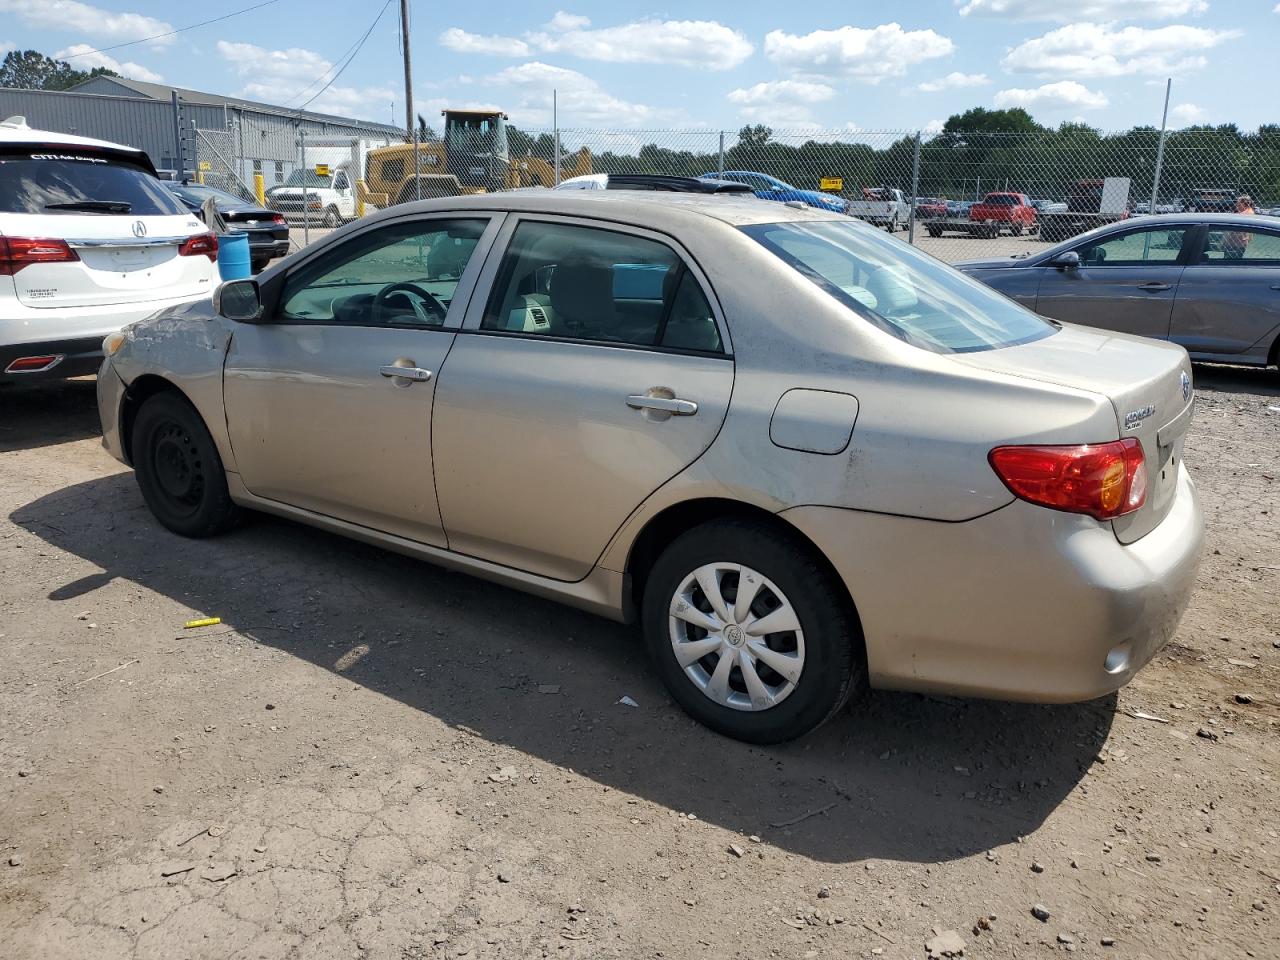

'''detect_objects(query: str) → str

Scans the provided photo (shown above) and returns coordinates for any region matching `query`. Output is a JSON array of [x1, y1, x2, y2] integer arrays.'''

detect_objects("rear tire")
[[642, 519, 864, 743], [322, 206, 340, 228], [131, 392, 240, 538], [250, 258, 269, 274], [927, 226, 943, 238]]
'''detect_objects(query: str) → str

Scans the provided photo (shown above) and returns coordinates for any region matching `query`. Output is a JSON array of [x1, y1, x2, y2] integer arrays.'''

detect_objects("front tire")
[[323, 206, 340, 228], [131, 392, 240, 538], [642, 519, 864, 743]]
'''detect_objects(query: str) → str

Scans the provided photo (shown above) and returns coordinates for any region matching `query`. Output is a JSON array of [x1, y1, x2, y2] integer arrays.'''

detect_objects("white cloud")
[[958, 0, 1206, 20], [546, 11, 590, 31], [1169, 102, 1206, 126], [527, 15, 753, 70], [0, 42, 16, 56], [764, 23, 953, 81], [487, 61, 658, 127], [0, 0, 173, 45], [994, 80, 1109, 111], [438, 28, 530, 58], [1003, 23, 1239, 78], [727, 79, 836, 125], [923, 118, 946, 136], [216, 41, 394, 119], [438, 13, 752, 70], [53, 43, 162, 82], [917, 71, 989, 93]]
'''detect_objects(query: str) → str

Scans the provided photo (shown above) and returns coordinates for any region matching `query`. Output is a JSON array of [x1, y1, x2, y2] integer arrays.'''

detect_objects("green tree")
[[737, 124, 773, 148], [941, 107, 1042, 137], [0, 49, 118, 91]]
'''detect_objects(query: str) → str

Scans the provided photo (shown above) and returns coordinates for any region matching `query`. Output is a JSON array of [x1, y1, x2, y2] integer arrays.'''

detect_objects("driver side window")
[[280, 218, 488, 327]]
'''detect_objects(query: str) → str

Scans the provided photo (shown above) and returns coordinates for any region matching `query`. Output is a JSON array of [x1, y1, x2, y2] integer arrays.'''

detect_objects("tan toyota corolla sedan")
[[97, 189, 1204, 742]]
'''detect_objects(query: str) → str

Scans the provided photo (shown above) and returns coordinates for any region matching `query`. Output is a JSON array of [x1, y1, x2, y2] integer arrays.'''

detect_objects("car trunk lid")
[[953, 323, 1194, 543], [1, 212, 212, 308]]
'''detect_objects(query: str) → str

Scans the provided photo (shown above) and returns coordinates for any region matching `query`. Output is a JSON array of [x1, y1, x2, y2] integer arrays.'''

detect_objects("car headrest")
[[865, 265, 918, 316], [550, 259, 616, 326]]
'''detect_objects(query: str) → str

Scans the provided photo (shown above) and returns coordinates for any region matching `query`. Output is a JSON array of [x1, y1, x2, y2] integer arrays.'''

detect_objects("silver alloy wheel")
[[668, 562, 805, 712]]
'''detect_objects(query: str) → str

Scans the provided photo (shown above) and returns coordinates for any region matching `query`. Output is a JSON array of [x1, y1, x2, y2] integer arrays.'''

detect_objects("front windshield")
[[743, 220, 1055, 354], [282, 169, 332, 188]]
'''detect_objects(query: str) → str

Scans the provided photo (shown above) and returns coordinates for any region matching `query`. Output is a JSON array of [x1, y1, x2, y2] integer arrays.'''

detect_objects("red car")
[[969, 192, 1038, 235], [915, 197, 948, 219]]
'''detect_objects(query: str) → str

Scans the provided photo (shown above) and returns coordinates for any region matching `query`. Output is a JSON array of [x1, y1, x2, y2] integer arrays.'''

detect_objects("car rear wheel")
[[131, 392, 240, 538], [927, 225, 943, 238], [642, 519, 864, 743], [322, 206, 340, 228]]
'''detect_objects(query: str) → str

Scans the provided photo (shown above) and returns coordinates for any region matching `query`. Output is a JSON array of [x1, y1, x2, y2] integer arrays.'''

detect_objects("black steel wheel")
[[131, 392, 240, 538]]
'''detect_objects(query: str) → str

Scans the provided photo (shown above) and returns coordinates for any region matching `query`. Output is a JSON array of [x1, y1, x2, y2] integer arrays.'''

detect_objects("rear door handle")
[[1137, 282, 1172, 292], [626, 395, 698, 416], [379, 365, 432, 382], [1270, 284, 1280, 291]]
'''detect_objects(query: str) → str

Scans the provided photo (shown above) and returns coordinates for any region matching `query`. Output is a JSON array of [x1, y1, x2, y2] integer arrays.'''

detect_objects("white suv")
[[1, 116, 218, 382]]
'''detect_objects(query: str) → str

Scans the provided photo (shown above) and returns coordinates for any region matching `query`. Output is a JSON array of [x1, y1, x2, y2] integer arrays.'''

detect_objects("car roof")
[[1107, 212, 1278, 229], [361, 188, 847, 230]]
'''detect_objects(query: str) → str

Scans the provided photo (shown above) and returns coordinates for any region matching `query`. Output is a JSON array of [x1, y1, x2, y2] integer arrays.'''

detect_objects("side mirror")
[[1051, 250, 1080, 270], [213, 279, 263, 322]]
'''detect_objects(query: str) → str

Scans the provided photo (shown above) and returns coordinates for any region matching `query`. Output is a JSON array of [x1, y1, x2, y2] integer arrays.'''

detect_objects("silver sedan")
[[97, 190, 1204, 742], [955, 213, 1280, 367]]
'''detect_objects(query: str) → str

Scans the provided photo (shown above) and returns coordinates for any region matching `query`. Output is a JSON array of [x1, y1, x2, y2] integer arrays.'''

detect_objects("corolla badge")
[[131, 220, 147, 238], [1181, 371, 1192, 404], [1124, 405, 1156, 430]]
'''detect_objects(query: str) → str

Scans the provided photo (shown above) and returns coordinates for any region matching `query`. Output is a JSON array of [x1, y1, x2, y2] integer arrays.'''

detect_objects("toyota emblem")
[[131, 220, 147, 238], [1180, 371, 1192, 404]]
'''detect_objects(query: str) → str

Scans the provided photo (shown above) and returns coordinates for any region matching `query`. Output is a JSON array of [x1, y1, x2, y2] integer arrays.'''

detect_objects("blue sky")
[[1, 0, 1276, 133]]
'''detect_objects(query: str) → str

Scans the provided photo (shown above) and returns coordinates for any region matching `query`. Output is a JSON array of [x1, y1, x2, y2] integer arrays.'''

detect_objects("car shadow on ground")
[[0, 378, 102, 453], [1193, 362, 1280, 396], [12, 473, 1114, 865]]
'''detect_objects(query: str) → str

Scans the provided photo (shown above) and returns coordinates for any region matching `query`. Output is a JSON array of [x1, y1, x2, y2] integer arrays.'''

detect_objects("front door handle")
[[1270, 284, 1280, 291], [1137, 282, 1172, 292], [626, 395, 698, 416], [380, 364, 432, 382]]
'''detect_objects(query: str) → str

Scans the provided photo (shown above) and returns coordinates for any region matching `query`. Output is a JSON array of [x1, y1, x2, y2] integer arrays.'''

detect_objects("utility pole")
[[399, 0, 414, 140], [1150, 78, 1172, 215]]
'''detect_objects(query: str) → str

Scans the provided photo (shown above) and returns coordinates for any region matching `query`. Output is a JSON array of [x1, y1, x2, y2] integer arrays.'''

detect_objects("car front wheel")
[[131, 392, 240, 538], [642, 519, 864, 743]]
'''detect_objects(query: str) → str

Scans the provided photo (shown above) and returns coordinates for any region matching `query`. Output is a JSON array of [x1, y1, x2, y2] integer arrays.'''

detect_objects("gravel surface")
[[0, 364, 1277, 960]]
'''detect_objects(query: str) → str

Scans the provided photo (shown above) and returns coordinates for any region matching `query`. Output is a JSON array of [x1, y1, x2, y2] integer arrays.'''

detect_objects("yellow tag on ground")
[[185, 617, 222, 629]]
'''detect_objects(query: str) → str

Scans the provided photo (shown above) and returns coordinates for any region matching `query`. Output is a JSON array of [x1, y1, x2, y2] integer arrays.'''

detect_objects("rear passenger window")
[[482, 220, 722, 352], [1201, 228, 1280, 264]]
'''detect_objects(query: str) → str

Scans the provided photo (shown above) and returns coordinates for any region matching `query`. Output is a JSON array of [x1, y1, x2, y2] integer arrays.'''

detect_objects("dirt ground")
[[0, 364, 1277, 960]]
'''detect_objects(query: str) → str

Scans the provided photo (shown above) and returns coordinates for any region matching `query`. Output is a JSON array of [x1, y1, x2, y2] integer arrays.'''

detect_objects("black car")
[[164, 183, 290, 272]]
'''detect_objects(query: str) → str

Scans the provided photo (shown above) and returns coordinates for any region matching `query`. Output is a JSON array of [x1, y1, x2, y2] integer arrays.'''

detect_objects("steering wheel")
[[371, 282, 448, 326]]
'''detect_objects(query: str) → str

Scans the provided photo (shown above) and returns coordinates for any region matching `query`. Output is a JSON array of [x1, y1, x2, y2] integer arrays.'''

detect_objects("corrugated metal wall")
[[0, 87, 398, 182]]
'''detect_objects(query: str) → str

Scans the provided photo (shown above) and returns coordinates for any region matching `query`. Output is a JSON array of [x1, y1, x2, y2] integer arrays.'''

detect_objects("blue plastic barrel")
[[216, 232, 251, 281]]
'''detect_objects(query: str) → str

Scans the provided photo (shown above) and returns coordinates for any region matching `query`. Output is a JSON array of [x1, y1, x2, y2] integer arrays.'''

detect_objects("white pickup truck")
[[845, 187, 911, 232], [266, 137, 389, 227]]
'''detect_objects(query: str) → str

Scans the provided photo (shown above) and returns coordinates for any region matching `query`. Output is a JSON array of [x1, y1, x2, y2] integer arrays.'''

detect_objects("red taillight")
[[270, 213, 286, 224], [178, 232, 219, 261], [5, 355, 64, 373], [0, 236, 79, 276], [989, 439, 1147, 520]]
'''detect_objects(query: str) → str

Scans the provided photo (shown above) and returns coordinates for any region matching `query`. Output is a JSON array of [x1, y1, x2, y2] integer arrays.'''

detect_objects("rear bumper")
[[0, 336, 104, 381], [783, 464, 1204, 703]]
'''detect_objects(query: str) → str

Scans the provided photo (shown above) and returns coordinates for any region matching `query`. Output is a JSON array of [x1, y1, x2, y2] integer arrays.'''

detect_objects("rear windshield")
[[0, 150, 186, 216], [743, 220, 1055, 354]]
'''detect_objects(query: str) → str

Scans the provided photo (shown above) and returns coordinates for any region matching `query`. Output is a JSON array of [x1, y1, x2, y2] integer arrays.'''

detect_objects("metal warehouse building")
[[0, 77, 401, 190]]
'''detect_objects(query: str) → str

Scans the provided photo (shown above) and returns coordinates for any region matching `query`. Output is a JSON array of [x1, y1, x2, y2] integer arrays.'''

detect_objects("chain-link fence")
[[192, 128, 258, 202], [513, 126, 1280, 262], [183, 119, 1279, 264]]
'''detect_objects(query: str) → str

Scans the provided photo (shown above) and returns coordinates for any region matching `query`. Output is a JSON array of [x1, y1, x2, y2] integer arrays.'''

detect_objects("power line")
[[60, 0, 284, 61], [293, 0, 394, 114], [285, 0, 392, 108]]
